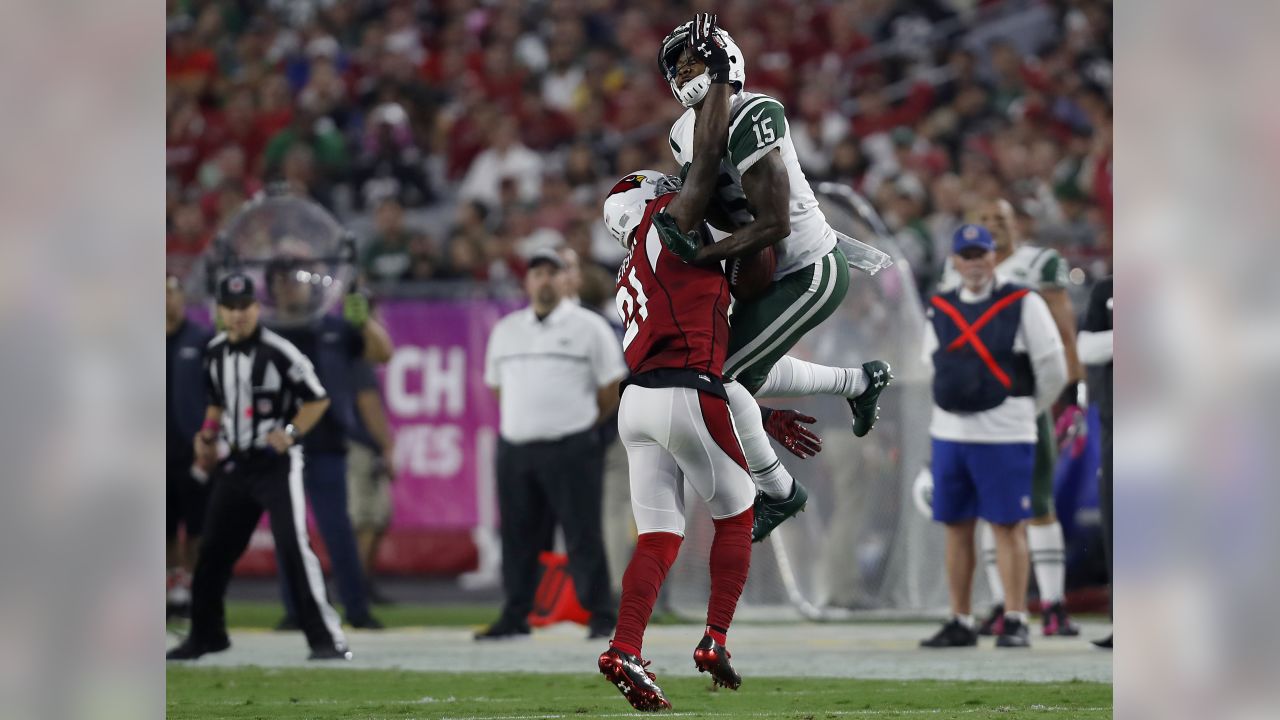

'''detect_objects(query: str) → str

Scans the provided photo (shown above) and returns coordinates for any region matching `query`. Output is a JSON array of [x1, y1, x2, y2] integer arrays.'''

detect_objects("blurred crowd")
[[167, 0, 1112, 299]]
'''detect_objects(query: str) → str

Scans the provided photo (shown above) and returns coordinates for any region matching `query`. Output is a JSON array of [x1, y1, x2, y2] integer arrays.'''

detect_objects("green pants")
[[1032, 412, 1057, 517], [725, 246, 849, 393]]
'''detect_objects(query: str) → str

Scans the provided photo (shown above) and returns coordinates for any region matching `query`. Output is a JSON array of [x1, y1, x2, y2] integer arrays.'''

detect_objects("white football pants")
[[617, 385, 756, 536]]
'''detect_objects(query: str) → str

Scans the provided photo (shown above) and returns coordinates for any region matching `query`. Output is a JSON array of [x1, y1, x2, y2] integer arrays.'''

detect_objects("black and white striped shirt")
[[204, 325, 327, 453]]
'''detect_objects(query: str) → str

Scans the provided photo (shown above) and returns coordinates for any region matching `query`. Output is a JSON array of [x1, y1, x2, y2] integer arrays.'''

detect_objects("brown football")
[[726, 246, 776, 302]]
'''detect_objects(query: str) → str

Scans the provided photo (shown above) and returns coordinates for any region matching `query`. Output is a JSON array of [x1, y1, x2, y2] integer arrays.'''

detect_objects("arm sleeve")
[[1077, 330, 1114, 365], [283, 350, 327, 402], [1021, 292, 1068, 412], [589, 315, 628, 387], [920, 312, 938, 374], [484, 323, 502, 389], [727, 99, 788, 175]]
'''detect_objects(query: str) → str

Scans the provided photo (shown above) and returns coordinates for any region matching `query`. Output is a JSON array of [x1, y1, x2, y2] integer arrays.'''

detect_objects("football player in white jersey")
[[656, 20, 892, 544], [937, 198, 1084, 637]]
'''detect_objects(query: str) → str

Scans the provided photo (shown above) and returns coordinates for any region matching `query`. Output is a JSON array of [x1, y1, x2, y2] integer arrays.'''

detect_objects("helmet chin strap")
[[675, 73, 711, 107]]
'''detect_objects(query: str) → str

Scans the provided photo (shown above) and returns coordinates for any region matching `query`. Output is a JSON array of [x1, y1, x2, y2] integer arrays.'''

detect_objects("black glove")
[[761, 407, 823, 459], [652, 211, 702, 264], [689, 13, 730, 83]]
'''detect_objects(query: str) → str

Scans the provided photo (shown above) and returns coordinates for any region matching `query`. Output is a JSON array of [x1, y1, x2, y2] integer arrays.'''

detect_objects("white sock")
[[1003, 610, 1027, 624], [755, 355, 866, 399], [1028, 521, 1067, 604], [955, 614, 975, 629], [725, 380, 794, 500], [979, 522, 1005, 604]]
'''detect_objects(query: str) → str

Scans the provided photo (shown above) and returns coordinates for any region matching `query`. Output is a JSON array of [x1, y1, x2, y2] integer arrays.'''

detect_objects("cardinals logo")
[[608, 174, 647, 196]]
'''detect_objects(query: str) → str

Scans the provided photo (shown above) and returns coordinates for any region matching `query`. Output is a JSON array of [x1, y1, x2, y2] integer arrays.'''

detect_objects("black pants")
[[496, 429, 616, 628], [167, 450, 210, 541], [189, 448, 346, 651]]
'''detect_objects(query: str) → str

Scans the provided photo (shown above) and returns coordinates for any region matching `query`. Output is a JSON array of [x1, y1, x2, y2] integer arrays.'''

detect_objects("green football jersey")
[[669, 91, 836, 279]]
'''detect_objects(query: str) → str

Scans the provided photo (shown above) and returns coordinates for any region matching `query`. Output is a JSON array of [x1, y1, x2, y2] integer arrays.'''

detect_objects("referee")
[[476, 248, 627, 640], [167, 273, 351, 661]]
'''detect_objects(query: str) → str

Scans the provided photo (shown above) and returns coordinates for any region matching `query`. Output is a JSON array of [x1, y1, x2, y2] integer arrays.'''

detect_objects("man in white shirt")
[[919, 225, 1068, 649], [477, 248, 628, 641], [457, 116, 543, 210]]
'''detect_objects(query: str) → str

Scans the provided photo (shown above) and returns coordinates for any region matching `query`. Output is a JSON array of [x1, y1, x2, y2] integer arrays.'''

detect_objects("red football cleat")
[[692, 634, 741, 690], [598, 647, 672, 711]]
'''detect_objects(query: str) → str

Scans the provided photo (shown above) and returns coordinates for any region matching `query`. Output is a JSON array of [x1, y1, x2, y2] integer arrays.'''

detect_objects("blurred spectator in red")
[[459, 116, 543, 210], [167, 202, 212, 284], [851, 78, 936, 142], [516, 87, 576, 152], [530, 173, 577, 234], [167, 16, 217, 101], [199, 87, 269, 175], [196, 145, 260, 206], [167, 93, 208, 188]]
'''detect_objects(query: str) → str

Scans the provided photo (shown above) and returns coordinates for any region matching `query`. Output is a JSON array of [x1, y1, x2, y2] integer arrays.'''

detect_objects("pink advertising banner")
[[376, 298, 522, 530]]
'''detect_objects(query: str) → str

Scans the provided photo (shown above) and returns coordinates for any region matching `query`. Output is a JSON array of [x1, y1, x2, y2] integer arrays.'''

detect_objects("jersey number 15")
[[615, 267, 650, 351]]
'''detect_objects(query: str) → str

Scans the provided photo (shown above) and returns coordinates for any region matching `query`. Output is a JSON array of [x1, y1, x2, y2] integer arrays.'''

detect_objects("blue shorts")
[[931, 439, 1034, 525]]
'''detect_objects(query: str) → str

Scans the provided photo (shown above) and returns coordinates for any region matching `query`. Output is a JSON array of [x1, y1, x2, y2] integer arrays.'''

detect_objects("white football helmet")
[[659, 21, 745, 107], [602, 171, 678, 248]]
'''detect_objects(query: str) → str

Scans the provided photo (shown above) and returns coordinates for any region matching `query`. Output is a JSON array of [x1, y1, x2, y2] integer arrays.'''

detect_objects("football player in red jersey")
[[596, 14, 758, 711]]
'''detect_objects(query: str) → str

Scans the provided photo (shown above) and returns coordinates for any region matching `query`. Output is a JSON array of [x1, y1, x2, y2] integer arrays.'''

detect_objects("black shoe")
[[166, 636, 230, 661], [977, 603, 1004, 636], [750, 481, 809, 543], [274, 616, 300, 632], [693, 634, 741, 690], [920, 619, 978, 648], [474, 618, 531, 641], [848, 360, 893, 437], [1092, 634, 1113, 649], [598, 647, 671, 711], [1042, 601, 1081, 637], [348, 615, 384, 630], [587, 622, 616, 640], [996, 616, 1031, 648], [308, 645, 353, 661]]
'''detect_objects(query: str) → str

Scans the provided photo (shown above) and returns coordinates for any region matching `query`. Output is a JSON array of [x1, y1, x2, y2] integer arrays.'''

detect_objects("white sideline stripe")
[[288, 446, 347, 646], [725, 253, 835, 375]]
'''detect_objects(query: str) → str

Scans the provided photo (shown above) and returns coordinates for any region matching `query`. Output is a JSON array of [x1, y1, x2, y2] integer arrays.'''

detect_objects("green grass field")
[[220, 601, 501, 629], [167, 667, 1111, 719]]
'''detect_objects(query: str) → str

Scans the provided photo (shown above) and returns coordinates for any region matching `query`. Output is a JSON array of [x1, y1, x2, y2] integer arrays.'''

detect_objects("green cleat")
[[750, 481, 809, 543], [849, 360, 893, 437]]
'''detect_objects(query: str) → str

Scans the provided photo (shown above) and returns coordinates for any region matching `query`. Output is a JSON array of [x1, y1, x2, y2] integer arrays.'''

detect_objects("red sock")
[[613, 532, 682, 657], [707, 508, 753, 633]]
